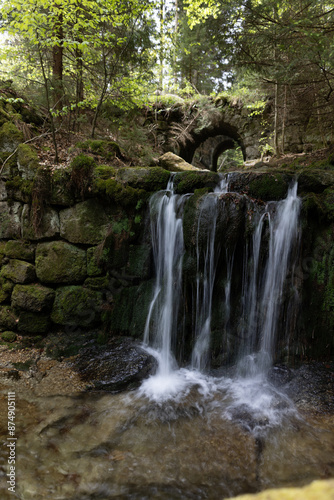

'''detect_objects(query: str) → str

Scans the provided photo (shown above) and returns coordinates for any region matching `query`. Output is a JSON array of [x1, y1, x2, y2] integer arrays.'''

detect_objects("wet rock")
[[75, 337, 157, 391]]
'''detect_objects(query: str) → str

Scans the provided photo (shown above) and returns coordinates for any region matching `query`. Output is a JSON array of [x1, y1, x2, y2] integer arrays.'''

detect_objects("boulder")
[[74, 337, 157, 391], [229, 479, 334, 500], [51, 286, 103, 327], [0, 259, 36, 284], [11, 284, 55, 312], [0, 201, 22, 239], [60, 199, 110, 244], [159, 152, 206, 172], [35, 241, 87, 284]]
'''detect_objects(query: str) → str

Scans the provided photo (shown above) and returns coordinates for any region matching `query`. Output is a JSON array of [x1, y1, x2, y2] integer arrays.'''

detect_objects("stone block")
[[17, 144, 39, 180], [11, 284, 55, 312], [59, 199, 110, 244], [0, 180, 7, 201], [51, 286, 103, 327], [4, 240, 35, 261], [87, 246, 102, 276], [36, 241, 87, 284], [0, 259, 36, 284]]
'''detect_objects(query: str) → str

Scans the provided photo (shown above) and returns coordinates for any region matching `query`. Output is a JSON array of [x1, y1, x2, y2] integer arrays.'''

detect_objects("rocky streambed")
[[0, 341, 333, 500]]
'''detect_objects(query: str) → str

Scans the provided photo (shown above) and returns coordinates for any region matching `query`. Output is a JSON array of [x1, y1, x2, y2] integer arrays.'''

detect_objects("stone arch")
[[177, 121, 247, 170]]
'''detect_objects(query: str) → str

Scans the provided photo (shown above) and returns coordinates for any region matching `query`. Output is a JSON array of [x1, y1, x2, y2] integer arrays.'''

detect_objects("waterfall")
[[191, 194, 219, 371], [238, 182, 301, 376], [143, 177, 187, 376], [143, 175, 301, 382]]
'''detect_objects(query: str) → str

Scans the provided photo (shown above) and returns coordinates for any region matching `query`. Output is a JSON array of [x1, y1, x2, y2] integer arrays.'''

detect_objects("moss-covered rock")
[[107, 281, 153, 337], [0, 306, 18, 330], [0, 201, 22, 239], [94, 165, 117, 180], [35, 241, 87, 284], [11, 284, 55, 312], [1, 331, 16, 342], [94, 177, 147, 207], [116, 167, 170, 191], [126, 244, 151, 279], [49, 167, 73, 206], [87, 246, 102, 276], [84, 275, 110, 291], [76, 138, 123, 162], [17, 143, 39, 180], [0, 122, 23, 153], [59, 199, 110, 244], [159, 152, 205, 172], [4, 176, 33, 203], [0, 259, 36, 284], [4, 240, 35, 261], [0, 277, 14, 304], [51, 286, 103, 327], [323, 188, 334, 221], [173, 171, 220, 194], [247, 173, 288, 201], [21, 204, 60, 240], [17, 310, 50, 334], [70, 154, 95, 200]]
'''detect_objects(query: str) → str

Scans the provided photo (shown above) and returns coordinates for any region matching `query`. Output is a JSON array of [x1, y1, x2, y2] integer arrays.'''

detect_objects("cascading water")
[[141, 175, 302, 431], [237, 182, 301, 377], [143, 176, 187, 376]]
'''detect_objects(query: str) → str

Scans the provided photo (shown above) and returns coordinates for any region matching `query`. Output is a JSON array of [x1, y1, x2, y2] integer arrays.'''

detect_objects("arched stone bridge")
[[148, 95, 305, 170]]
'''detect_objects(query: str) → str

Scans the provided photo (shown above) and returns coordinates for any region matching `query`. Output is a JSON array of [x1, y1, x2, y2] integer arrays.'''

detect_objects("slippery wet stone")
[[75, 337, 157, 391]]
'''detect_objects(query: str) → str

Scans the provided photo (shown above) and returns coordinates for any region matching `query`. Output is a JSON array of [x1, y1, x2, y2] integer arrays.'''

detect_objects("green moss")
[[0, 259, 36, 284], [323, 188, 334, 221], [1, 331, 17, 343], [84, 275, 110, 290], [248, 173, 288, 201], [0, 277, 14, 304], [11, 284, 55, 312], [17, 143, 39, 180], [94, 165, 117, 180], [17, 311, 50, 334], [0, 306, 18, 330], [4, 240, 35, 261], [94, 177, 147, 207], [0, 122, 23, 152], [70, 154, 96, 199], [174, 171, 220, 194], [5, 176, 33, 201], [51, 286, 103, 327], [76, 139, 122, 161]]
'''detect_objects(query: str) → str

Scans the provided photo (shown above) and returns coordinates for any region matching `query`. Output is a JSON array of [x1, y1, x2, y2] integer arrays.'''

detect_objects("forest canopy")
[[0, 0, 334, 157]]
